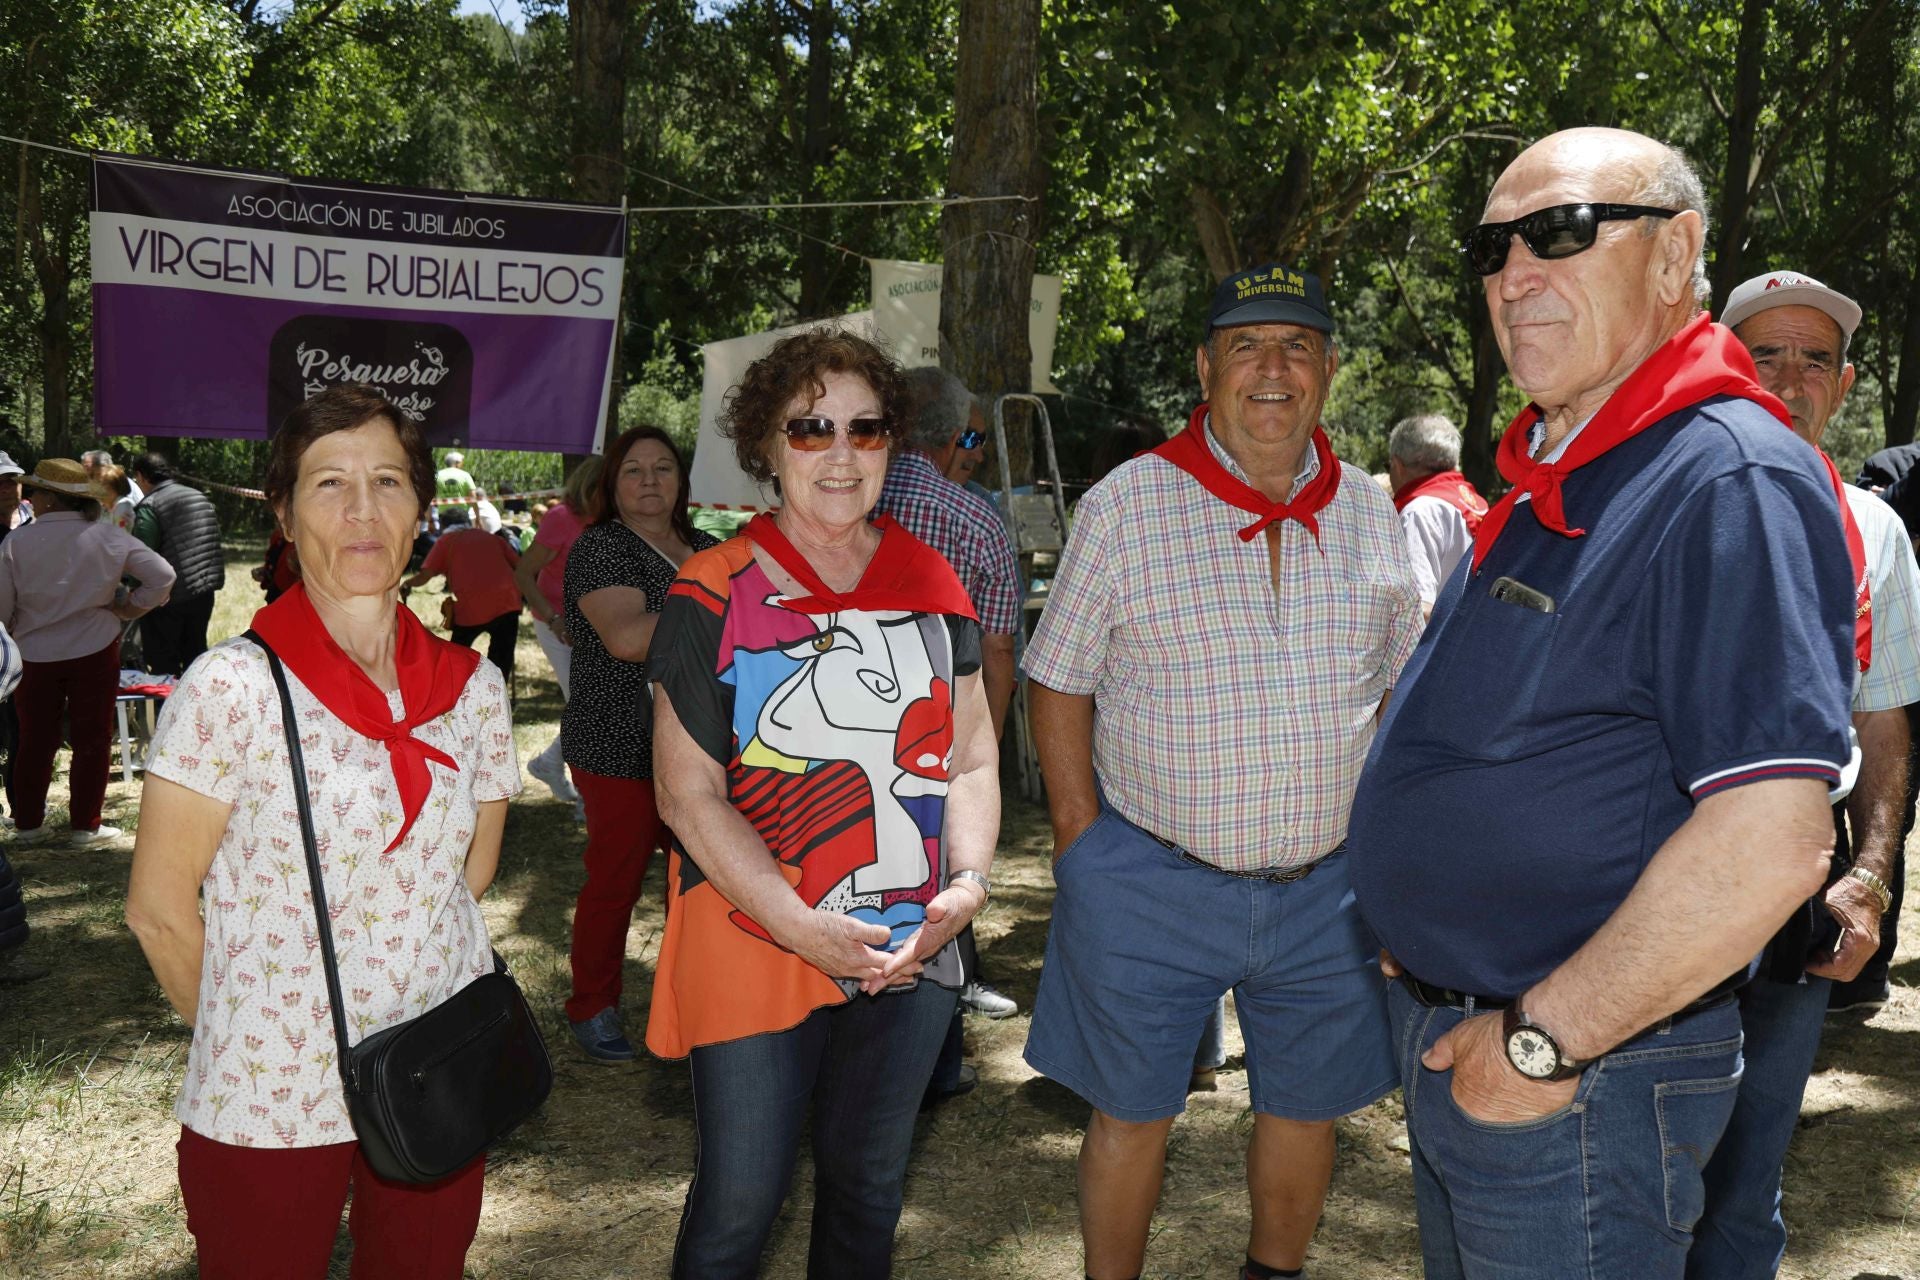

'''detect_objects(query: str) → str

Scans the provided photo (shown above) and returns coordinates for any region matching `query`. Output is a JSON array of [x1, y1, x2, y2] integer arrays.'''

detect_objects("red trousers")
[[177, 1126, 483, 1280], [566, 769, 665, 1021], [11, 640, 118, 832]]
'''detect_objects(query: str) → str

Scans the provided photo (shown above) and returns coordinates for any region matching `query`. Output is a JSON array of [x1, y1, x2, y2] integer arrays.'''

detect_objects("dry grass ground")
[[0, 549, 1916, 1278]]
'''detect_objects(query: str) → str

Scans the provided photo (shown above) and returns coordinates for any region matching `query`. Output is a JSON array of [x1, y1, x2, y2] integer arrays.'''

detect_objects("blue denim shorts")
[[1023, 804, 1397, 1122]]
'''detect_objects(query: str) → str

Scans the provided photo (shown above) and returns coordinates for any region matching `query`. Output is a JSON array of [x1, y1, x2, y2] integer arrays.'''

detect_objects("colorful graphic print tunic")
[[644, 537, 982, 1058]]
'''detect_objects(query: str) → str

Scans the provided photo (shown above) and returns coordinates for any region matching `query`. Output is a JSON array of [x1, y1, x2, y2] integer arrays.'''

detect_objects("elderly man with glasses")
[[1348, 128, 1859, 1278], [872, 366, 1022, 1046], [1685, 271, 1920, 1279]]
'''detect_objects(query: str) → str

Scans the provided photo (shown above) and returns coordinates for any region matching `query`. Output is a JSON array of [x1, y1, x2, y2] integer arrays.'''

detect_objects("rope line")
[[4, 134, 1026, 219]]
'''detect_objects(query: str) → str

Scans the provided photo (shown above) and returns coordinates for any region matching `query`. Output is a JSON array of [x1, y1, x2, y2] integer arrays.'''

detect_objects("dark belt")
[[1154, 831, 1338, 884], [1402, 970, 1745, 1018]]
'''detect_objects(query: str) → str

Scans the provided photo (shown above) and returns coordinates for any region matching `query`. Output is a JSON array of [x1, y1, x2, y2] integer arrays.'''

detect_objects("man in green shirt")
[[435, 450, 478, 527]]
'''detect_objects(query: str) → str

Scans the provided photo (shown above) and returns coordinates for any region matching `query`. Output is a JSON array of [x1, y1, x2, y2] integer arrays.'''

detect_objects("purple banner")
[[90, 154, 626, 453]]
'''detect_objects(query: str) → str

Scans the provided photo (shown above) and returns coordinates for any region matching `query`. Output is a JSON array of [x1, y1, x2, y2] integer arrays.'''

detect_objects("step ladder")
[[990, 393, 1070, 800]]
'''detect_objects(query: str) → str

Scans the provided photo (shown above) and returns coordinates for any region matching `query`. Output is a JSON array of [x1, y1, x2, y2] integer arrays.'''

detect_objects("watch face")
[[1506, 1027, 1560, 1079]]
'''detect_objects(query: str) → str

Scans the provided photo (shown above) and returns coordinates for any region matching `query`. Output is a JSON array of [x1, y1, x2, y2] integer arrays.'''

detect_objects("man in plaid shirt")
[[1023, 263, 1420, 1280], [875, 367, 1020, 737], [875, 366, 1023, 1048]]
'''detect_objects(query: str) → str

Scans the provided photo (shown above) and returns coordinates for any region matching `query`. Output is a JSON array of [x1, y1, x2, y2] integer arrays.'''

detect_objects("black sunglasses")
[[782, 416, 893, 451], [1463, 203, 1678, 276], [954, 428, 986, 450]]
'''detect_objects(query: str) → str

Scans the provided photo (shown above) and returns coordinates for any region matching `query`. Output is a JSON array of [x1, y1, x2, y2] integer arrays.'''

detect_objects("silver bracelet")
[[947, 869, 991, 904], [1847, 866, 1893, 915]]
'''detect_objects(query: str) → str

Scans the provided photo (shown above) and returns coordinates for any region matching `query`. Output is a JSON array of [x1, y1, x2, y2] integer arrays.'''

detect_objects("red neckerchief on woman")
[[744, 513, 978, 619], [250, 582, 482, 852], [1393, 470, 1489, 534], [1150, 404, 1342, 544], [1472, 312, 1871, 672]]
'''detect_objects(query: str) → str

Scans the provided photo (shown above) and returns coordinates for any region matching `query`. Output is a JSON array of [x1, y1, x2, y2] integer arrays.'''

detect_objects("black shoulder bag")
[[248, 631, 553, 1184]]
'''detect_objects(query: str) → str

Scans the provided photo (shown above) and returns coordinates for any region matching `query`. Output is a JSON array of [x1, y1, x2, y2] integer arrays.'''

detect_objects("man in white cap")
[[1688, 273, 1920, 1277]]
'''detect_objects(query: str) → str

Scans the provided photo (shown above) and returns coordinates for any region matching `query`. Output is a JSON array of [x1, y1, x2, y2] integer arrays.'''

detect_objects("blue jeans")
[[671, 980, 957, 1280], [1687, 976, 1830, 1279], [1390, 978, 1745, 1279]]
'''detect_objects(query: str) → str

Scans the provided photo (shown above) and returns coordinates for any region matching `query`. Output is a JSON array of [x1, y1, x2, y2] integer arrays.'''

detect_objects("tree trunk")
[[1248, 144, 1312, 268], [38, 259, 72, 461], [1710, 0, 1769, 313], [940, 0, 1043, 486], [1190, 184, 1239, 283], [796, 0, 836, 318], [1461, 286, 1505, 495], [1888, 266, 1920, 448], [21, 155, 74, 461], [569, 0, 630, 455]]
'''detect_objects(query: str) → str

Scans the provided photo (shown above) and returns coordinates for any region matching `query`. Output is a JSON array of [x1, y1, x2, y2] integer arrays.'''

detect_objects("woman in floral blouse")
[[125, 384, 520, 1280]]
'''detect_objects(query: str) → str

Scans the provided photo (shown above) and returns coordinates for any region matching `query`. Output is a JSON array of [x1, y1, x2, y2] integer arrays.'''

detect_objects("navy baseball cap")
[[1208, 262, 1334, 334]]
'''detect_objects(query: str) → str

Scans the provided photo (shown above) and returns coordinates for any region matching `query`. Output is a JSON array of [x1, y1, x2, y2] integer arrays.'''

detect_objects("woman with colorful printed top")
[[560, 426, 718, 1062], [648, 329, 1001, 1279], [124, 385, 521, 1280]]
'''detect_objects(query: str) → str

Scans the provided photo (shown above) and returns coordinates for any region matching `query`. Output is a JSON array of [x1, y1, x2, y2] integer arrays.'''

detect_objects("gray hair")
[[901, 365, 979, 453], [1387, 414, 1462, 474], [80, 449, 114, 468], [1634, 143, 1711, 308]]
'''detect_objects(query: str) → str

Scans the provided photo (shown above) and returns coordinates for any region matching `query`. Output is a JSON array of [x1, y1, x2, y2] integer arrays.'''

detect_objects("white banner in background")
[[867, 259, 1061, 393], [691, 311, 881, 509]]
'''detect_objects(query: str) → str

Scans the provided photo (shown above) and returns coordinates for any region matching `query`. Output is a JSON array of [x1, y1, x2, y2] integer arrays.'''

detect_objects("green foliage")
[[2, 0, 1917, 480], [618, 348, 702, 457]]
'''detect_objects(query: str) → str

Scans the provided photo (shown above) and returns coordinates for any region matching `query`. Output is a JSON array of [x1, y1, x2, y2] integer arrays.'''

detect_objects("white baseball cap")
[[0, 452, 21, 478], [1722, 270, 1862, 347]]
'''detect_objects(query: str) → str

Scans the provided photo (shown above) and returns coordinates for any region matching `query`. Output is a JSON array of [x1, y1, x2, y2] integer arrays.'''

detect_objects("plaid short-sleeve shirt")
[[1849, 485, 1920, 712], [874, 450, 1020, 635], [1025, 424, 1421, 872]]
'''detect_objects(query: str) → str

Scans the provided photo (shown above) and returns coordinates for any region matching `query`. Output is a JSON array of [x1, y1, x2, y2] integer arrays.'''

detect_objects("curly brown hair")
[[265, 384, 435, 522], [718, 327, 906, 486]]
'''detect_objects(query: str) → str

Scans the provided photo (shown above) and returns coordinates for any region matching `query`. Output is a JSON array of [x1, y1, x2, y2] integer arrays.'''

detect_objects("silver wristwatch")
[[947, 869, 991, 903]]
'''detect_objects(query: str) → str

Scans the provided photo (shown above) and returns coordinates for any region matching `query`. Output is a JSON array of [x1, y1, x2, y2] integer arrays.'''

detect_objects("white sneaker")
[[527, 752, 580, 803], [960, 980, 1018, 1018], [70, 825, 124, 847], [12, 825, 55, 846]]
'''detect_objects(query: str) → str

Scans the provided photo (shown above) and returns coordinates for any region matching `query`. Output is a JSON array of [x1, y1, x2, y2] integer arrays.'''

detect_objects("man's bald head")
[[1487, 129, 1710, 306], [1478, 128, 1709, 423]]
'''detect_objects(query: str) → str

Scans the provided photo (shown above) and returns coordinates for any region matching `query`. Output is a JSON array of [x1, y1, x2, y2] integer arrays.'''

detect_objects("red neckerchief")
[[743, 513, 978, 619], [1149, 404, 1342, 544], [1473, 313, 1870, 671], [1819, 449, 1872, 673], [1393, 469, 1489, 533], [251, 583, 481, 852]]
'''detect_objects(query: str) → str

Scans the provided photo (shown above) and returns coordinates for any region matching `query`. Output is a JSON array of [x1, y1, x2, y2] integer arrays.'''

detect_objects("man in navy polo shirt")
[[1349, 127, 1857, 1278]]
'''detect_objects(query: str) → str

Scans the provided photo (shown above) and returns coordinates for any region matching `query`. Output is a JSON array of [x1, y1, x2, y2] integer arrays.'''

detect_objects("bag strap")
[[245, 629, 357, 1092]]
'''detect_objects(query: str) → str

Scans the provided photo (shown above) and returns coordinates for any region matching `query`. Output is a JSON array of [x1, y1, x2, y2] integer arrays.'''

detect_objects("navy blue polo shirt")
[[1349, 396, 1855, 999]]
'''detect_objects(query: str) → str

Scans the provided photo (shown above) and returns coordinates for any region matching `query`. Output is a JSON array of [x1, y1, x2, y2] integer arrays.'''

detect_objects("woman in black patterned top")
[[561, 425, 718, 1061]]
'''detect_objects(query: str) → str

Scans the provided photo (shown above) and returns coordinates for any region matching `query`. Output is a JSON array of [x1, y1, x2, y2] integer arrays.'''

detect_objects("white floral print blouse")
[[146, 638, 521, 1148]]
